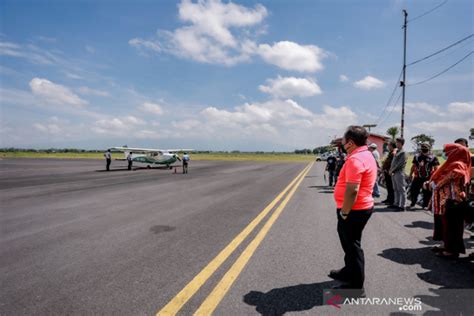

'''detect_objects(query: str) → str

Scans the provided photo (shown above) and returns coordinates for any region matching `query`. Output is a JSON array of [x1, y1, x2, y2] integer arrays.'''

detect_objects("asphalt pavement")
[[0, 159, 472, 315]]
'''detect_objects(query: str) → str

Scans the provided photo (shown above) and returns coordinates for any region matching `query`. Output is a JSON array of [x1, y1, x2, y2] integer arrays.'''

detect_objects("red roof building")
[[330, 132, 391, 157]]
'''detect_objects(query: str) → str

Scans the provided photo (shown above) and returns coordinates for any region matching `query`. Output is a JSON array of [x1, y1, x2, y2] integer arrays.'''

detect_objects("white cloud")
[[139, 102, 164, 115], [65, 73, 83, 80], [259, 76, 322, 98], [196, 99, 356, 145], [135, 130, 165, 139], [0, 41, 52, 64], [33, 123, 62, 134], [177, 0, 267, 47], [448, 101, 474, 114], [128, 38, 161, 53], [312, 105, 358, 129], [130, 0, 266, 65], [163, 99, 356, 149], [340, 74, 349, 82], [36, 36, 57, 43], [29, 78, 88, 107], [354, 76, 386, 90], [171, 119, 202, 130], [257, 41, 326, 72], [129, 1, 330, 71], [416, 120, 471, 133], [77, 86, 109, 97], [386, 104, 402, 113], [33, 117, 69, 135], [92, 116, 145, 135], [406, 102, 444, 115]]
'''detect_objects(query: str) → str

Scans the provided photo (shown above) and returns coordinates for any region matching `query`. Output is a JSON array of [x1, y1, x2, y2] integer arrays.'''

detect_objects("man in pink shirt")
[[329, 126, 377, 294]]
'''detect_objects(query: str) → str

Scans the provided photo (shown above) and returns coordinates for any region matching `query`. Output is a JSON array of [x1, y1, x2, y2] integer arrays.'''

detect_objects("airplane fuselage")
[[131, 153, 178, 166]]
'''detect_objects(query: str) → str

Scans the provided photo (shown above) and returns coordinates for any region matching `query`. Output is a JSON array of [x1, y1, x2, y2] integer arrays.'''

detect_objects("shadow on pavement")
[[243, 281, 336, 315], [380, 245, 474, 315], [95, 169, 131, 172], [404, 220, 434, 230], [318, 190, 334, 194], [373, 207, 403, 213]]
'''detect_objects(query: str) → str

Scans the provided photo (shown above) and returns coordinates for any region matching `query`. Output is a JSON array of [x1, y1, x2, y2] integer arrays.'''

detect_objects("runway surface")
[[1, 158, 473, 315]]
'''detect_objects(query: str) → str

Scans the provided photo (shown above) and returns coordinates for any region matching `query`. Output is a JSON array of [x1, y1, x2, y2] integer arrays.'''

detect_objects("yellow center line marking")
[[157, 163, 312, 316], [194, 162, 314, 315]]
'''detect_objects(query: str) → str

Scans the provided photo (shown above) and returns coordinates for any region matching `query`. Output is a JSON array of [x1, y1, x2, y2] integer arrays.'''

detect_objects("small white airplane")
[[110, 146, 193, 169]]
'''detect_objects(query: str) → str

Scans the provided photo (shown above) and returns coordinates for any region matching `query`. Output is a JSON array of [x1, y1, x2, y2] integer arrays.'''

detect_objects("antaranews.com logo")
[[323, 290, 423, 312]]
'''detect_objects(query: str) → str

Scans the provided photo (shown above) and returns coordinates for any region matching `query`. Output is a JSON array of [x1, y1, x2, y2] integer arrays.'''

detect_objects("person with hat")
[[368, 143, 381, 198], [408, 142, 439, 209]]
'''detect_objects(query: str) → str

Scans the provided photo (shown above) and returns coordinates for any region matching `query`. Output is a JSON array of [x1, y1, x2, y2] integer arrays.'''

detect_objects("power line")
[[408, 0, 448, 23], [408, 34, 473, 66], [408, 50, 473, 86], [378, 91, 403, 127], [374, 68, 403, 125], [417, 39, 473, 67]]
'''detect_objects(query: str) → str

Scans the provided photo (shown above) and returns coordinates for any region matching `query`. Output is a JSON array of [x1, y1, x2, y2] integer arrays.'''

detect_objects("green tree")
[[312, 145, 333, 154], [470, 127, 474, 140], [411, 134, 435, 150], [386, 126, 399, 140]]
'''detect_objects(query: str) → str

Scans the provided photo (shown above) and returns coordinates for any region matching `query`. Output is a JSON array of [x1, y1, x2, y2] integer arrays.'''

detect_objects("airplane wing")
[[110, 147, 194, 154], [110, 146, 162, 153], [165, 149, 194, 153]]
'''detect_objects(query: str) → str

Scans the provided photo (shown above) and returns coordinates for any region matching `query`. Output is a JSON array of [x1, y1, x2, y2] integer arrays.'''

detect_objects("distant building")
[[330, 132, 390, 157]]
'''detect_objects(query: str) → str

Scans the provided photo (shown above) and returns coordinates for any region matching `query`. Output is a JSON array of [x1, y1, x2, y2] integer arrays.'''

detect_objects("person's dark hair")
[[343, 125, 368, 147], [454, 138, 468, 147], [396, 137, 405, 146], [388, 140, 396, 148]]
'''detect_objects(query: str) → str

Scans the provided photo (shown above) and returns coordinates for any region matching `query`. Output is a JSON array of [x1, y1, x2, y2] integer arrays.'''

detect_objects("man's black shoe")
[[328, 269, 349, 281], [386, 204, 398, 209]]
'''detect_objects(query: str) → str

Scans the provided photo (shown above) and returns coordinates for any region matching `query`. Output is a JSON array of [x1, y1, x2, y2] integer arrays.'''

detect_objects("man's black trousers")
[[410, 177, 431, 207], [336, 209, 372, 288], [384, 171, 394, 204]]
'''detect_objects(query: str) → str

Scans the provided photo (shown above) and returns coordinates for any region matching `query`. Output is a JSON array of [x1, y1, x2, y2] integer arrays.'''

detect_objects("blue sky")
[[1, 0, 473, 151]]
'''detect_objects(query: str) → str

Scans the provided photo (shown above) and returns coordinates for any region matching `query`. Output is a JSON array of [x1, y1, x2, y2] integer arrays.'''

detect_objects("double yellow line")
[[157, 162, 313, 316]]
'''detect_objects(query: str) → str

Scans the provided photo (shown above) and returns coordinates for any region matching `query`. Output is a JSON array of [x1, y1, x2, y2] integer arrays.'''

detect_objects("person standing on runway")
[[368, 143, 381, 198], [182, 152, 190, 174], [330, 125, 377, 294], [326, 153, 337, 187], [408, 143, 439, 209], [382, 141, 397, 205], [127, 152, 133, 171], [389, 138, 407, 211], [104, 149, 112, 171]]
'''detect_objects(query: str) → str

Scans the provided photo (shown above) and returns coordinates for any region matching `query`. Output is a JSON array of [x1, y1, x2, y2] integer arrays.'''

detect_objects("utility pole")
[[401, 9, 408, 138]]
